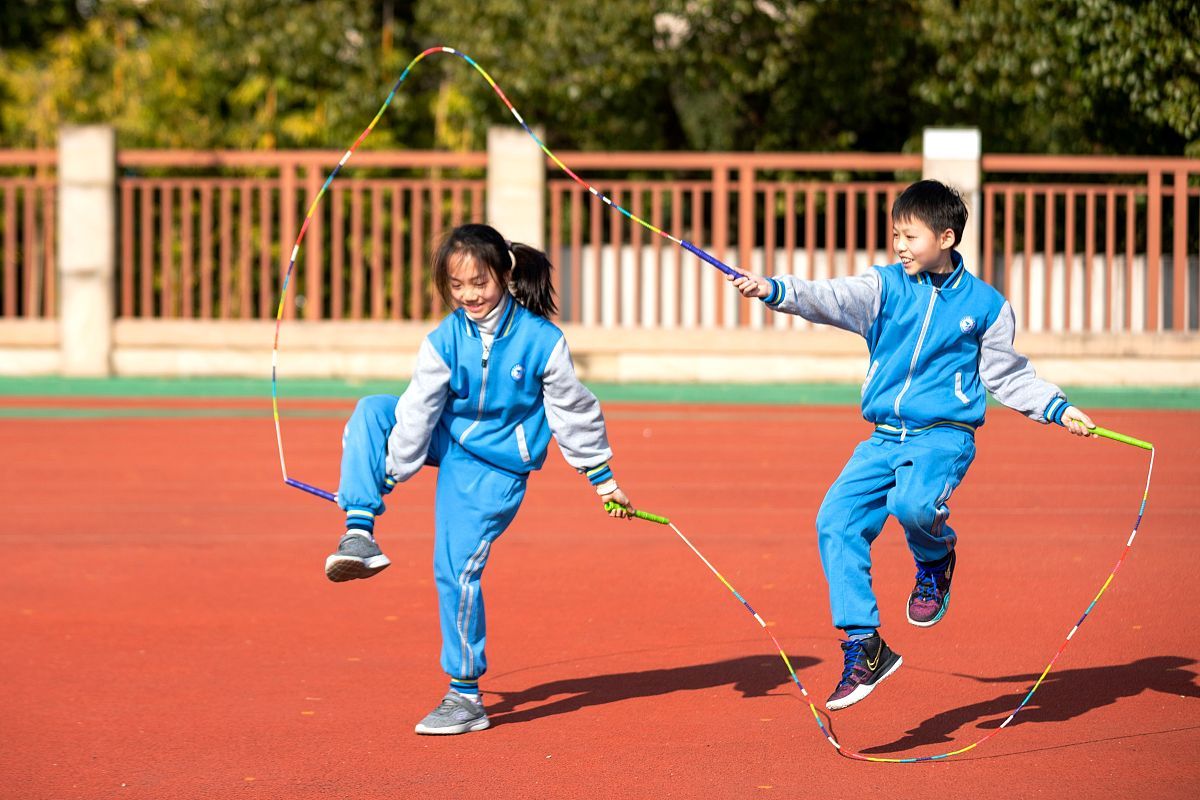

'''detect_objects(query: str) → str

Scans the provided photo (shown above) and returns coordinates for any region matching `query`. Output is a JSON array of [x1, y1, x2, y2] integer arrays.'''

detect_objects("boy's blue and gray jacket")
[[384, 296, 615, 488], [762, 253, 1071, 437]]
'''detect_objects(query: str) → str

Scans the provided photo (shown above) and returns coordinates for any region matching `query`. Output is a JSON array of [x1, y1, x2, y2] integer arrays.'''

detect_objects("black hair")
[[432, 223, 558, 318], [891, 180, 968, 249]]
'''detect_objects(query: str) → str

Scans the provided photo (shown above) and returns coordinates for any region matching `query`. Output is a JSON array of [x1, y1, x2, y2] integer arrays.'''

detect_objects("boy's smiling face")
[[893, 215, 956, 275]]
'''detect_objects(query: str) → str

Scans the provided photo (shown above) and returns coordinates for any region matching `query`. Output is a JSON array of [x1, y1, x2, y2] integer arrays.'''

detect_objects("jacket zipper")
[[459, 339, 491, 444], [892, 287, 940, 441]]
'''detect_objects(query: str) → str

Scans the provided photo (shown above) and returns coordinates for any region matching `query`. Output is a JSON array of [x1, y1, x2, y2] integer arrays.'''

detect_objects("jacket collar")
[[462, 294, 518, 339], [912, 251, 967, 290]]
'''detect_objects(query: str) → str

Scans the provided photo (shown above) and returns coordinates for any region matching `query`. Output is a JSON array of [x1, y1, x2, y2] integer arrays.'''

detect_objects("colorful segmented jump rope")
[[609, 423, 1154, 762], [269, 46, 739, 502], [271, 46, 1158, 762]]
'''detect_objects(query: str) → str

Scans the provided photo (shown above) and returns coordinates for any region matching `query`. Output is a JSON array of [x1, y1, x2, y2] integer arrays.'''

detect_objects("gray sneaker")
[[414, 691, 490, 735], [324, 532, 391, 582]]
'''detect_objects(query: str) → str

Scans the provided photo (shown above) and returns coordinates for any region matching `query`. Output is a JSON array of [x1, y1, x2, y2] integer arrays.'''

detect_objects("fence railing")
[[3, 147, 1197, 335], [547, 152, 920, 328], [981, 155, 1199, 333], [116, 150, 486, 323], [0, 150, 56, 320]]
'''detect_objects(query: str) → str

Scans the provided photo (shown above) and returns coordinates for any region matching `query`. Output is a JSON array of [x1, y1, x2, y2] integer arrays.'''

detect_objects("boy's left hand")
[[601, 488, 633, 518], [1062, 406, 1096, 437]]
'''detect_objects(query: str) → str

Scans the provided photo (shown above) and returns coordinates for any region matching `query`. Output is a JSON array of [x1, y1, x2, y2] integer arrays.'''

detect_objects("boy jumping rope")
[[728, 180, 1097, 711], [327, 223, 633, 734]]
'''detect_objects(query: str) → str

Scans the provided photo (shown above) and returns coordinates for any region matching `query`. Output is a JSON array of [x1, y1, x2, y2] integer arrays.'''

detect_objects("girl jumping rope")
[[325, 223, 634, 735]]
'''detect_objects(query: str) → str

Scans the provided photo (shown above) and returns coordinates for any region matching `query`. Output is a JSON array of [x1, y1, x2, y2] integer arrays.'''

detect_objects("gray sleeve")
[[767, 271, 882, 336], [979, 301, 1066, 423], [541, 336, 614, 471], [385, 337, 451, 481]]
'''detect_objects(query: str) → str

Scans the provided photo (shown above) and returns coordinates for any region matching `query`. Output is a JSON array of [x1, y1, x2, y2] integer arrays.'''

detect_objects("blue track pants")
[[815, 427, 976, 633], [338, 395, 527, 681]]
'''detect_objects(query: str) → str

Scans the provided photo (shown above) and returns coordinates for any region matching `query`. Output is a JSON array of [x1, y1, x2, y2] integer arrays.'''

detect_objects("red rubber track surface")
[[3, 404, 1197, 798]]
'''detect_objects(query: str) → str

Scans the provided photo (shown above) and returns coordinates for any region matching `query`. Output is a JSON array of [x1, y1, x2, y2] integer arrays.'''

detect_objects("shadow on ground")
[[860, 655, 1200, 754], [486, 654, 819, 726]]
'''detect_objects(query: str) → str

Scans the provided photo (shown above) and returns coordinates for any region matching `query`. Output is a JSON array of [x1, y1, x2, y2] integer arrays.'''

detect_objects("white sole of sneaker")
[[414, 717, 490, 735], [825, 655, 903, 711], [324, 554, 391, 582]]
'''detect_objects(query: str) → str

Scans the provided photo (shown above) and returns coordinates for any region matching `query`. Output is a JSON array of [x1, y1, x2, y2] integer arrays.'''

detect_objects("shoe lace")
[[838, 639, 869, 685], [912, 564, 942, 602]]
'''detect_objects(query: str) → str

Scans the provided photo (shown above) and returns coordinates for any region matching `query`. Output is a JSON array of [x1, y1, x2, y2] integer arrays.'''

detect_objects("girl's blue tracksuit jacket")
[[338, 296, 615, 680], [762, 253, 1073, 634]]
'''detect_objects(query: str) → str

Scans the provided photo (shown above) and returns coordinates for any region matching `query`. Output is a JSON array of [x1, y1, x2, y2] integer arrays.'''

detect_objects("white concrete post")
[[486, 126, 545, 249], [922, 128, 982, 273], [58, 125, 116, 375]]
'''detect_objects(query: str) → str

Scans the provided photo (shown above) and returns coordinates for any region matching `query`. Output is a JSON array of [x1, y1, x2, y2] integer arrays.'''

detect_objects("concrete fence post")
[[58, 125, 116, 375], [486, 126, 545, 249], [922, 128, 982, 273]]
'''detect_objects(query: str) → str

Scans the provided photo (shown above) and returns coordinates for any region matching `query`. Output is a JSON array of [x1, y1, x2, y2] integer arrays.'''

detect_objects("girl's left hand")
[[1062, 406, 1096, 437], [601, 488, 633, 518]]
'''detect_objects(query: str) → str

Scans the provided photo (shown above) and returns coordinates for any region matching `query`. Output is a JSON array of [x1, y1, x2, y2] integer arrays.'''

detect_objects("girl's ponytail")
[[509, 242, 557, 318]]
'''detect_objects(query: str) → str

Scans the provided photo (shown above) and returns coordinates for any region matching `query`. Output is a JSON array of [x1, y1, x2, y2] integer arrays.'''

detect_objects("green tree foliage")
[[1071, 0, 1200, 154], [919, 0, 1200, 155], [659, 0, 936, 152], [415, 0, 681, 151], [0, 0, 433, 150], [0, 0, 1193, 154], [0, 0, 84, 50]]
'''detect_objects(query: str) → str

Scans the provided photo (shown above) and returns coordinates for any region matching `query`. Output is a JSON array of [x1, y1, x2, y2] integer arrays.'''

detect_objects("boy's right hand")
[[727, 270, 770, 299]]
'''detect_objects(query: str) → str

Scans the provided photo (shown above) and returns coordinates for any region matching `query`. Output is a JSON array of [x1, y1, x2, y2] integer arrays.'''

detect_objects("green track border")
[[1, 376, 1198, 418]]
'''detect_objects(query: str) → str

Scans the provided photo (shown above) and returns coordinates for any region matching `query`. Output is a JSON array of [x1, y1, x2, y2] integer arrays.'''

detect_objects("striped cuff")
[[585, 462, 613, 486], [382, 476, 397, 495], [345, 508, 376, 535], [763, 277, 786, 306], [585, 462, 619, 495], [1044, 397, 1072, 426]]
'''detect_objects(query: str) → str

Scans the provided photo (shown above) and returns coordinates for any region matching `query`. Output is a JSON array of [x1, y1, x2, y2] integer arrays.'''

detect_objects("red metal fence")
[[982, 156, 1199, 334], [2, 148, 1196, 334], [116, 150, 486, 322], [547, 152, 919, 329], [0, 151, 56, 320]]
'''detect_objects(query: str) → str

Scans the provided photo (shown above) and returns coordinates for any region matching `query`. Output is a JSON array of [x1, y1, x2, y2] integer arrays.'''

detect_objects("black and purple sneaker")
[[825, 634, 903, 711], [907, 550, 956, 627]]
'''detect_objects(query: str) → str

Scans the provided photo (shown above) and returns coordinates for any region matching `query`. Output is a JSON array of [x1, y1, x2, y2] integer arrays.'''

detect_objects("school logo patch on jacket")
[[959, 316, 976, 334], [510, 364, 525, 381]]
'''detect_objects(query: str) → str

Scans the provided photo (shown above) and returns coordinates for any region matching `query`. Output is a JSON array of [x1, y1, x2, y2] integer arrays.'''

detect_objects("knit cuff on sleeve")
[[763, 277, 786, 306], [1044, 397, 1072, 426], [584, 462, 618, 495]]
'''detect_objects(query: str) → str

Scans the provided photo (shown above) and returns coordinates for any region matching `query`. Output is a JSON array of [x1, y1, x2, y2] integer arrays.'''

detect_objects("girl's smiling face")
[[893, 216, 956, 275], [447, 253, 504, 319]]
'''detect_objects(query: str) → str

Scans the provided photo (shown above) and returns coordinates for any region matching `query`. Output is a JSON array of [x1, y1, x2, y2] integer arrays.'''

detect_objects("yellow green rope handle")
[[605, 501, 670, 525], [1090, 426, 1153, 450]]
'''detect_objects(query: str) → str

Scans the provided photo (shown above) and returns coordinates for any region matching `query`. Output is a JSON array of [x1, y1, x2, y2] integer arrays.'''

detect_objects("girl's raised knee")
[[355, 394, 399, 420]]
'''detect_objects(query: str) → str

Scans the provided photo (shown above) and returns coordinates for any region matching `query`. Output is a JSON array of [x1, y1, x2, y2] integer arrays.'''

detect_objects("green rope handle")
[[604, 501, 670, 525], [1090, 426, 1153, 451]]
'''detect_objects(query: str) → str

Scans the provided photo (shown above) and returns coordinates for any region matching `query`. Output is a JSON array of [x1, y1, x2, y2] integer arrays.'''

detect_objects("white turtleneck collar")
[[474, 293, 511, 360], [473, 292, 510, 338]]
